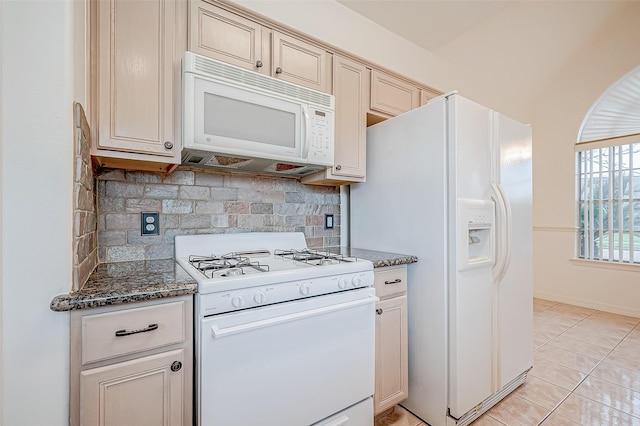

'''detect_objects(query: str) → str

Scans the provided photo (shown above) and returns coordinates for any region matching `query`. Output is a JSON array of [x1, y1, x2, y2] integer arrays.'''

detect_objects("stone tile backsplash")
[[97, 169, 341, 263], [73, 103, 98, 290]]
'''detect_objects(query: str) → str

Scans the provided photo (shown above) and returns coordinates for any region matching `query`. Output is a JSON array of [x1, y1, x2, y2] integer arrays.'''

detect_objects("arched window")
[[576, 66, 640, 264]]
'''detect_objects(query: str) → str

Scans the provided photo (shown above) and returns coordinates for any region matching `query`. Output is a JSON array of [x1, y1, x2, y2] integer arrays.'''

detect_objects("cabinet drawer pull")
[[376, 308, 383, 315], [384, 279, 402, 285], [115, 323, 158, 337]]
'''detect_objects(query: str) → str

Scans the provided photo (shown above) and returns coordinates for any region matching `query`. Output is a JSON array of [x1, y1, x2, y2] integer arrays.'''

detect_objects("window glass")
[[578, 143, 640, 263]]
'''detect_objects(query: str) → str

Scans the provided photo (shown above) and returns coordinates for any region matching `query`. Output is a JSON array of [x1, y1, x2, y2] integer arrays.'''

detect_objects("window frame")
[[575, 133, 640, 265]]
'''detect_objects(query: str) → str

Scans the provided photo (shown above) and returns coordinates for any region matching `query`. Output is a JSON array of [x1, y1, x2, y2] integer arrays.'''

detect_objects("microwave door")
[[191, 77, 303, 161]]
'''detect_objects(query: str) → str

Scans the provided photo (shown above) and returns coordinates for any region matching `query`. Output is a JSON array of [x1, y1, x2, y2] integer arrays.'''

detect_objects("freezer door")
[[493, 112, 533, 389], [447, 95, 494, 419]]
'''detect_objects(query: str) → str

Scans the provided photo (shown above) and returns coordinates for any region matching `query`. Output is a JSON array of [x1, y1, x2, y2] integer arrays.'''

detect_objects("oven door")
[[198, 287, 377, 426]]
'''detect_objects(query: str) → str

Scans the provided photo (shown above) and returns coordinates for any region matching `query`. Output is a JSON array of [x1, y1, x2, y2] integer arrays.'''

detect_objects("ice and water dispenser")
[[457, 199, 495, 271]]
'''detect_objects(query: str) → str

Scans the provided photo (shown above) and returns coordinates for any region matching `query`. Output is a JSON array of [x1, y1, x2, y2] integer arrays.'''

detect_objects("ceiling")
[[336, 0, 516, 52], [336, 0, 635, 110]]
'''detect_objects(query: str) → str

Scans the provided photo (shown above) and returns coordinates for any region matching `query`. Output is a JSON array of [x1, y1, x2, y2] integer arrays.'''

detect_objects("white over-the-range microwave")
[[182, 51, 335, 177]]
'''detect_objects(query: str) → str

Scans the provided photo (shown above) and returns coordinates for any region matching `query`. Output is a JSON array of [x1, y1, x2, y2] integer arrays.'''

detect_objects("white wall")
[[1, 0, 85, 424], [233, 0, 463, 99], [236, 0, 640, 316], [530, 3, 640, 316]]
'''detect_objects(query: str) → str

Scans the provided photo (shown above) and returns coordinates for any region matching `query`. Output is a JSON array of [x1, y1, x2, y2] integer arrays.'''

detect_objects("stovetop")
[[186, 248, 361, 279], [175, 233, 374, 297]]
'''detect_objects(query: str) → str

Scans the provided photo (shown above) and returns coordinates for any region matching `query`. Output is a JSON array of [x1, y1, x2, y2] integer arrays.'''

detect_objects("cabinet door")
[[301, 56, 367, 186], [374, 295, 408, 415], [370, 69, 420, 117], [189, 1, 268, 74], [272, 32, 331, 93], [97, 0, 177, 158], [331, 56, 368, 179], [81, 349, 186, 426], [420, 87, 440, 106]]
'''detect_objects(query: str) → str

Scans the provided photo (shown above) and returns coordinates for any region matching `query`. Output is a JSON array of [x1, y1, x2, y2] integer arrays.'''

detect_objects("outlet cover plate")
[[141, 212, 160, 235]]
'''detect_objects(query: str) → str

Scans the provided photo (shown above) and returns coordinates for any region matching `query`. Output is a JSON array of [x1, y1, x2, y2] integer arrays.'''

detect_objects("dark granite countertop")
[[50, 247, 416, 312], [50, 259, 197, 312], [324, 246, 418, 268]]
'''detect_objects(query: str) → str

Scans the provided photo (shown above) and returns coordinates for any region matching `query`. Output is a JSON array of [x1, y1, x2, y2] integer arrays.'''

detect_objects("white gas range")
[[175, 232, 377, 426]]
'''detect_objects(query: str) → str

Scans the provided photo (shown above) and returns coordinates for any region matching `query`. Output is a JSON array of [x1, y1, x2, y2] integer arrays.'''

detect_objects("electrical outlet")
[[324, 214, 334, 229], [141, 212, 160, 235]]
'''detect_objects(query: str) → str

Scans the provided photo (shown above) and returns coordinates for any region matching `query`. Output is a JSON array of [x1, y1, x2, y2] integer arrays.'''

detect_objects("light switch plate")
[[324, 214, 334, 229]]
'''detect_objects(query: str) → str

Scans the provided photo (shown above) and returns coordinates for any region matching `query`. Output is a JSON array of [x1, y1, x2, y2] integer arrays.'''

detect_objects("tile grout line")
[[535, 308, 640, 425]]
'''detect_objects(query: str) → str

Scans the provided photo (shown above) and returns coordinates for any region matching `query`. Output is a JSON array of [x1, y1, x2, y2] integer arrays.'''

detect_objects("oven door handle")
[[321, 415, 350, 426], [211, 295, 378, 338]]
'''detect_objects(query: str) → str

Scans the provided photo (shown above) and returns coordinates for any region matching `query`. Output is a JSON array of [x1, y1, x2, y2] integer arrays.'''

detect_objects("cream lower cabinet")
[[71, 296, 193, 426], [91, 0, 186, 172], [374, 266, 409, 415], [80, 349, 186, 426]]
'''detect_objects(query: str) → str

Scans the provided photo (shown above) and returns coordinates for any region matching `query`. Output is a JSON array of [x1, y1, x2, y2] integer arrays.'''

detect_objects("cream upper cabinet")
[[70, 297, 193, 426], [272, 32, 331, 93], [370, 69, 421, 117], [303, 55, 368, 186], [420, 87, 441, 106], [92, 0, 186, 172], [373, 266, 409, 415], [189, 1, 269, 74], [189, 1, 331, 93]]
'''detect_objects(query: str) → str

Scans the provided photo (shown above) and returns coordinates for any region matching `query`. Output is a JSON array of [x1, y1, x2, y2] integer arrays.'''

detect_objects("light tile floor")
[[375, 298, 640, 426]]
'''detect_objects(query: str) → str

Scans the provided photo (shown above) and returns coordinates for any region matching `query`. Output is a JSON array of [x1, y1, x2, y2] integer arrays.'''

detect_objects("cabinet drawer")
[[82, 301, 186, 364], [374, 266, 407, 299]]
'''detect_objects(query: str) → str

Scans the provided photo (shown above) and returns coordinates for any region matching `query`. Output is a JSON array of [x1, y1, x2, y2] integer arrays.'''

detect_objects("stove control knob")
[[337, 277, 348, 289], [231, 294, 245, 308], [253, 290, 266, 304], [351, 275, 362, 287], [299, 283, 311, 296]]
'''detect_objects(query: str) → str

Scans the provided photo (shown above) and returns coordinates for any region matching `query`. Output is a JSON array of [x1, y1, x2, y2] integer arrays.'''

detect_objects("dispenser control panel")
[[457, 199, 495, 271]]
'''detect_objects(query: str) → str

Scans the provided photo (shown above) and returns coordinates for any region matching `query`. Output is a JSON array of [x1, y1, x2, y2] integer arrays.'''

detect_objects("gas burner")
[[188, 253, 269, 278], [221, 268, 244, 277], [274, 249, 357, 265]]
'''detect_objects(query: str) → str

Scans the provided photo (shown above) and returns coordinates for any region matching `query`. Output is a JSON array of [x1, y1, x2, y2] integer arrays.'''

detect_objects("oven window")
[[204, 93, 296, 148]]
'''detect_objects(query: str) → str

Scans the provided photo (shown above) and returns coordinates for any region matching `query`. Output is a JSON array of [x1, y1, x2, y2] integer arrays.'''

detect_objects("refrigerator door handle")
[[491, 182, 512, 283]]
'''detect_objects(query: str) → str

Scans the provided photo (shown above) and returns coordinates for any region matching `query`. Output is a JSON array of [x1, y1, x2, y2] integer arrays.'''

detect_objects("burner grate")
[[188, 253, 270, 277], [274, 249, 357, 265]]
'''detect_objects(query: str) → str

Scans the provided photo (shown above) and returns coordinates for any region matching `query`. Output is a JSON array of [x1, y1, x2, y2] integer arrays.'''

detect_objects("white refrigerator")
[[350, 93, 533, 426]]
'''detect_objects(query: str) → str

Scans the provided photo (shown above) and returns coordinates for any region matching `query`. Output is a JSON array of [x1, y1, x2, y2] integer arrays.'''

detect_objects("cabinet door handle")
[[170, 361, 182, 372], [115, 323, 158, 337], [384, 279, 402, 285], [275, 67, 283, 74], [256, 60, 263, 68], [164, 141, 173, 150], [335, 165, 342, 171], [376, 308, 383, 315]]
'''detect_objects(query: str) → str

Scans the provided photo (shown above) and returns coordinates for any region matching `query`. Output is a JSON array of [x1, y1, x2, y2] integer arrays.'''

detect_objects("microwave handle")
[[301, 105, 311, 158]]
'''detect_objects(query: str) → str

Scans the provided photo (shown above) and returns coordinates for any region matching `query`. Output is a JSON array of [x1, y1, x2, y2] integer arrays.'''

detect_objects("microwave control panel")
[[307, 108, 334, 165]]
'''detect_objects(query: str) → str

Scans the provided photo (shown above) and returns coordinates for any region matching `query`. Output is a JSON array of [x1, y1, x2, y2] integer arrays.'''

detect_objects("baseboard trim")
[[533, 291, 640, 318]]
